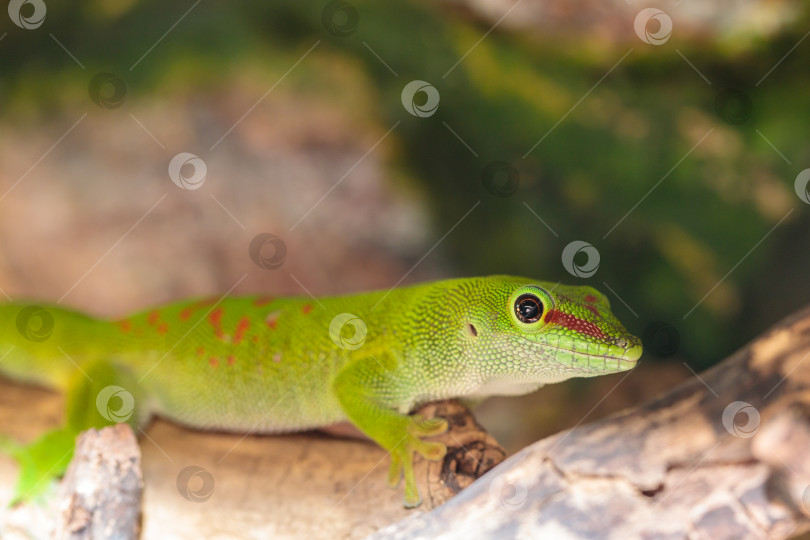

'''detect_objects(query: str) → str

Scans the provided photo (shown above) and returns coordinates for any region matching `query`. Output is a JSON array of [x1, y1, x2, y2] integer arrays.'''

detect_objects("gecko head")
[[507, 281, 642, 378], [462, 277, 642, 383]]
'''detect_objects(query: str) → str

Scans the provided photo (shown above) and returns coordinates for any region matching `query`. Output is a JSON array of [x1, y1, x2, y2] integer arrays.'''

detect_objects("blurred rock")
[[0, 87, 433, 315], [439, 0, 800, 44]]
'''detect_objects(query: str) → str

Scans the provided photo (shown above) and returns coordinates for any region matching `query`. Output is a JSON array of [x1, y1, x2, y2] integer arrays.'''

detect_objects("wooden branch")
[[372, 307, 810, 539], [56, 424, 143, 540], [0, 386, 495, 539], [409, 400, 506, 509]]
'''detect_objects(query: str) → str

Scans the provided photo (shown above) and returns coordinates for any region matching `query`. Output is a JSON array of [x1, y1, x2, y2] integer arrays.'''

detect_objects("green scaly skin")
[[0, 275, 642, 507]]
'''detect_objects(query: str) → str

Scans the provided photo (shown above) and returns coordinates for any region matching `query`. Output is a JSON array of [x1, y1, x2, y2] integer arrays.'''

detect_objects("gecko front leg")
[[332, 353, 447, 507]]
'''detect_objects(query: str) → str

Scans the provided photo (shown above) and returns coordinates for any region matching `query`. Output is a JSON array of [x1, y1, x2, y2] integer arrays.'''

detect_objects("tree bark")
[[371, 307, 810, 539], [55, 424, 143, 540]]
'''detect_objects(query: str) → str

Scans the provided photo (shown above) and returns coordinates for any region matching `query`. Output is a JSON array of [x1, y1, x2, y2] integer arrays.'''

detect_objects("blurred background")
[[1, 0, 809, 455]]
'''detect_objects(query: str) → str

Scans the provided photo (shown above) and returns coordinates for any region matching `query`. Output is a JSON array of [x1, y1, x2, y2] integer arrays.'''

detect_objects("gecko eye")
[[515, 294, 544, 323], [508, 285, 554, 332]]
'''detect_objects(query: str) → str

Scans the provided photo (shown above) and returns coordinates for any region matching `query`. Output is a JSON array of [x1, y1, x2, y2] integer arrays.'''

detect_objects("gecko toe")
[[410, 416, 448, 437]]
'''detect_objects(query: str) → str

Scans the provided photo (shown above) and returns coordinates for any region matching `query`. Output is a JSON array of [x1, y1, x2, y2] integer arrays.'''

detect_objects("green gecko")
[[0, 276, 642, 507]]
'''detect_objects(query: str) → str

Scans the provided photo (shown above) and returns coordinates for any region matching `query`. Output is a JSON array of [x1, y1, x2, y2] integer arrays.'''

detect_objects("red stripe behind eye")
[[543, 309, 607, 340]]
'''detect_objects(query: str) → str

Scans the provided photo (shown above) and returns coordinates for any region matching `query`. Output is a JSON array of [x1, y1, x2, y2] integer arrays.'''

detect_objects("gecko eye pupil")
[[515, 294, 543, 323]]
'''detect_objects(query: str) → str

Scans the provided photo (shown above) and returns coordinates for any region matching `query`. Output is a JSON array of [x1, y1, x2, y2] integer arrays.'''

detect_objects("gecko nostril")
[[466, 323, 478, 337], [615, 338, 628, 348]]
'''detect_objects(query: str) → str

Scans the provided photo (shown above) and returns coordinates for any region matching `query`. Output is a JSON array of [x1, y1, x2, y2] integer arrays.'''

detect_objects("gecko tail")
[[0, 302, 111, 390]]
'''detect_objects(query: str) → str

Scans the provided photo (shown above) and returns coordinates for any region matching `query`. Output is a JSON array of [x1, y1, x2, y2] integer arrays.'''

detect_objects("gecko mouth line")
[[521, 340, 642, 366]]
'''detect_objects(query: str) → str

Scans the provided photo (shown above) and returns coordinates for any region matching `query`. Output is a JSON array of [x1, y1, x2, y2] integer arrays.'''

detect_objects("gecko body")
[[0, 276, 642, 506]]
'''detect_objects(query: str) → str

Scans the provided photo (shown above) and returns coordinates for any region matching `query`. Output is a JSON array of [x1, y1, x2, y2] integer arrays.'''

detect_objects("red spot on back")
[[209, 308, 225, 340], [147, 310, 160, 325], [544, 309, 607, 340], [253, 295, 275, 307], [302, 304, 313, 315], [196, 347, 205, 357], [156, 322, 169, 334], [179, 297, 217, 321], [584, 295, 597, 303], [227, 355, 236, 366], [117, 320, 132, 333], [233, 317, 250, 344], [209, 357, 219, 368], [266, 310, 280, 330]]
